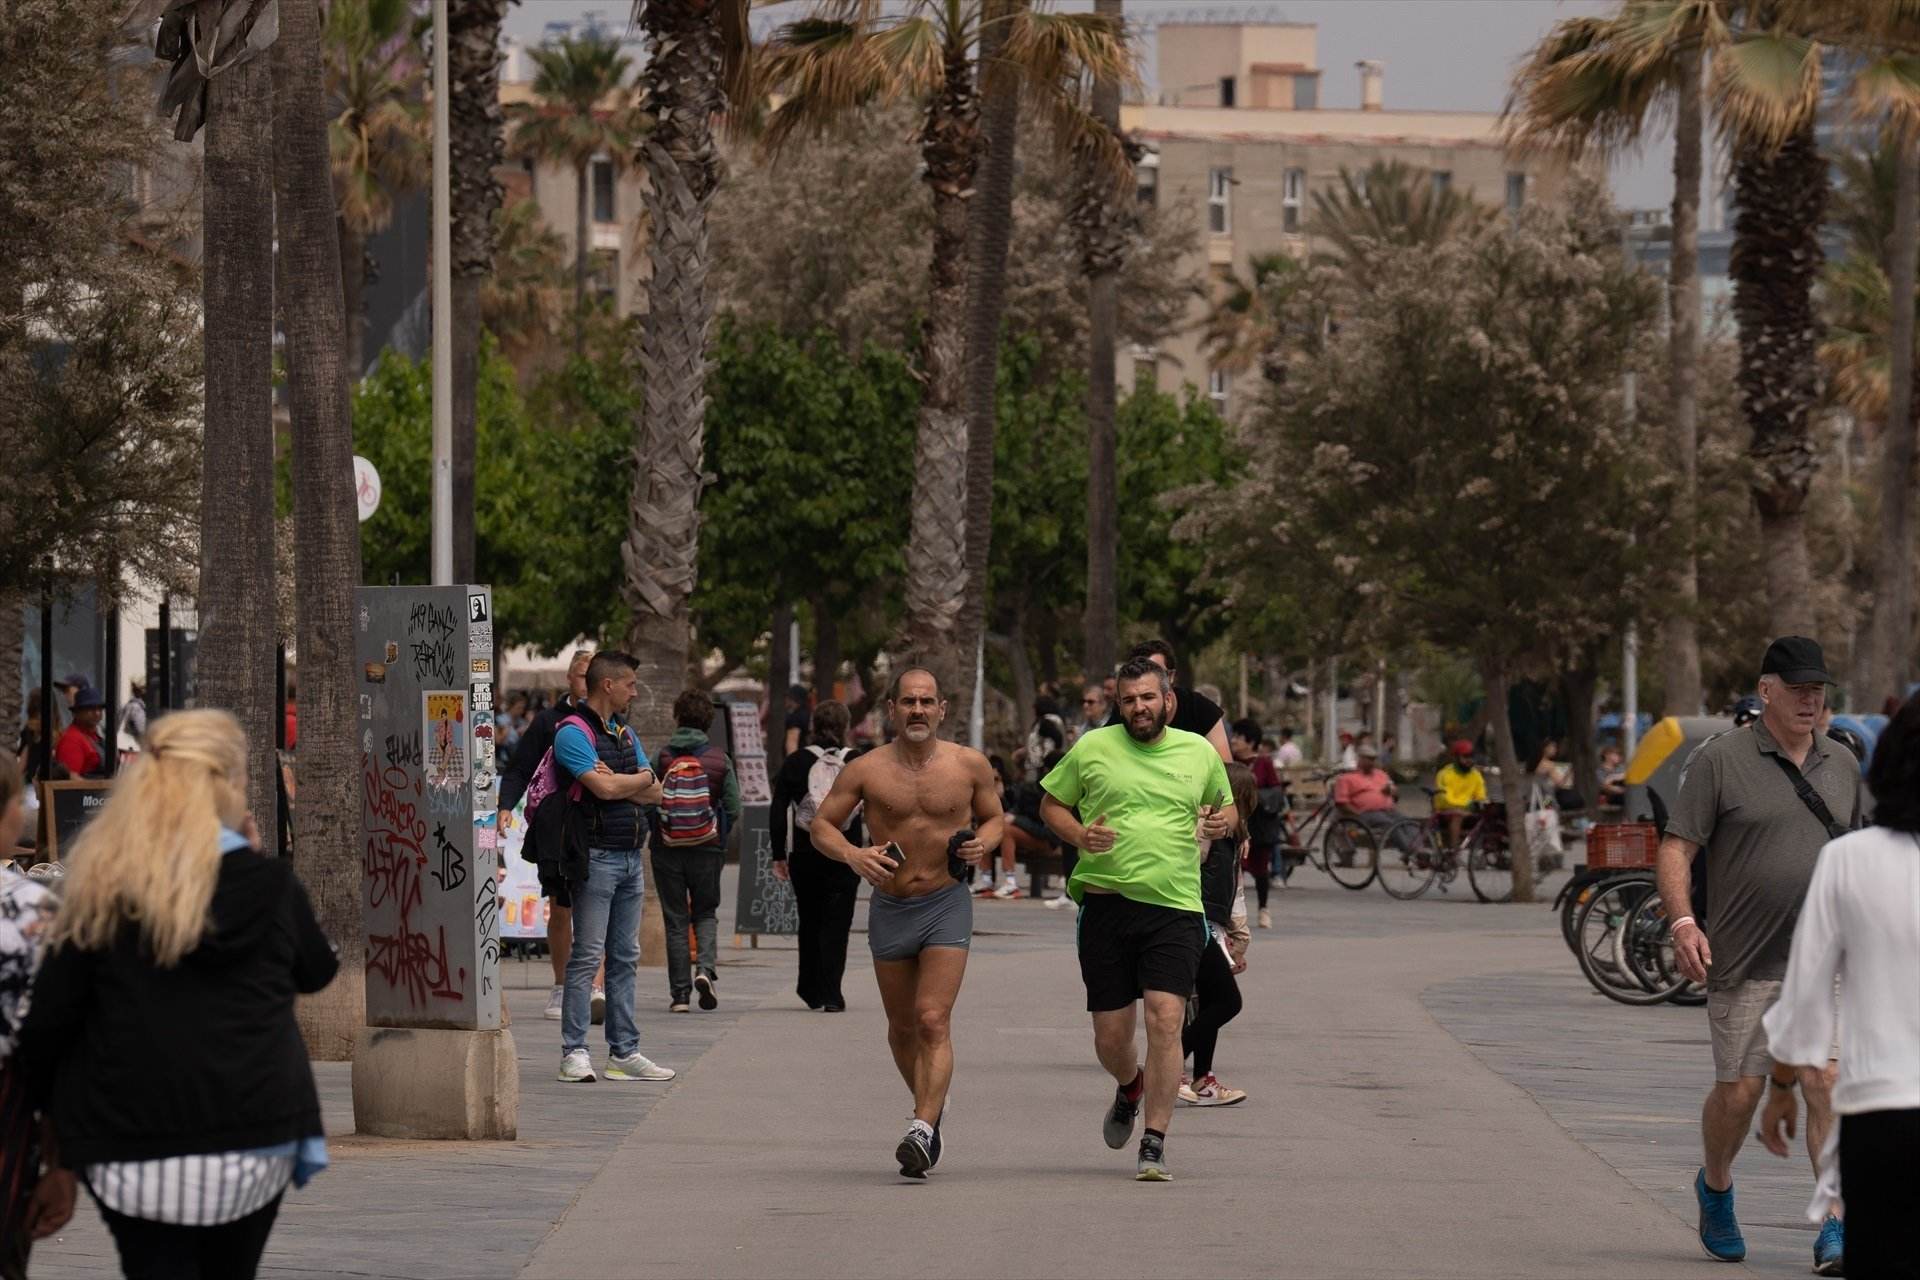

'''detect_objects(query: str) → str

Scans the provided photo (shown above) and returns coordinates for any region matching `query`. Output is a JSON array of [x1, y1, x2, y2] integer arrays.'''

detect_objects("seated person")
[[1432, 739, 1488, 851], [1596, 745, 1626, 807], [1331, 742, 1398, 835]]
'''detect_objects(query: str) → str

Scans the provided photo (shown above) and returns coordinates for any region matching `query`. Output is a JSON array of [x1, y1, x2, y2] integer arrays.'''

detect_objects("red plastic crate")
[[1585, 822, 1659, 869]]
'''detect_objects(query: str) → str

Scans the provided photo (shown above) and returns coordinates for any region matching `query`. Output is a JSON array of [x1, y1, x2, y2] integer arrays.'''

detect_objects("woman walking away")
[[1, 754, 71, 1280], [19, 710, 338, 1280], [1180, 762, 1254, 1108], [771, 700, 863, 1012], [1761, 691, 1920, 1280]]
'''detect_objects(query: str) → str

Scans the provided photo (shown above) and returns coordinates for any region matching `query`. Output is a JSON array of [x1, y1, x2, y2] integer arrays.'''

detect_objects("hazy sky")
[[501, 0, 1677, 210]]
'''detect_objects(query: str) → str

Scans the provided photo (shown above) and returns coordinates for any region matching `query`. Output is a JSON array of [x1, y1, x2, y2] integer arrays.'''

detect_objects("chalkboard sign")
[[39, 780, 112, 859]]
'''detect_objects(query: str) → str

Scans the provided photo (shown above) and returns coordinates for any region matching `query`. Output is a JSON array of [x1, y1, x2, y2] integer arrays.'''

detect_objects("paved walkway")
[[30, 871, 1828, 1278]]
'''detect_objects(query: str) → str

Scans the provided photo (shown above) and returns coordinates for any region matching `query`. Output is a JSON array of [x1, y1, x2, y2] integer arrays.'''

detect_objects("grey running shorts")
[[868, 879, 973, 961]]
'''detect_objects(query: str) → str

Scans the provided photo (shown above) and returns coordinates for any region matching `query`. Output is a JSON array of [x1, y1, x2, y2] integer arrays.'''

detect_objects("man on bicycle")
[[1432, 740, 1487, 852]]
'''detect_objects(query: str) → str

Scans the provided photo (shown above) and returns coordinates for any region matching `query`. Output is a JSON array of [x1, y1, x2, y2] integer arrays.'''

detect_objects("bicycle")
[[1271, 771, 1380, 891], [1377, 797, 1544, 903], [1568, 873, 1703, 1005]]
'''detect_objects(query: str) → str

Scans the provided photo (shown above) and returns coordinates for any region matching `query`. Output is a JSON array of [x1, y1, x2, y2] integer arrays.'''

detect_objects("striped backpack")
[[657, 746, 728, 847]]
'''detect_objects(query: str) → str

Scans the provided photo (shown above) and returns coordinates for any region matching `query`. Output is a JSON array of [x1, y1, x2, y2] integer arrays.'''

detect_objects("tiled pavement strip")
[[32, 863, 1827, 1278]]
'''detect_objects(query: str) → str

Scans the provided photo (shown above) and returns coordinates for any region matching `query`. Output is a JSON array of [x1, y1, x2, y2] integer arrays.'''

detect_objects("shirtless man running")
[[810, 668, 1006, 1179]]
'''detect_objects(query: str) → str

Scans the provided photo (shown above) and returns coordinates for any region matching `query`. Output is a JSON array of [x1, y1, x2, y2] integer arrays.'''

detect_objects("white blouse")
[[1762, 825, 1920, 1220]]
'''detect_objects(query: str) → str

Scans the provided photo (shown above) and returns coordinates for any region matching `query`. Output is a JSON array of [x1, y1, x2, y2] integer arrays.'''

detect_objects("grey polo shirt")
[[1666, 722, 1864, 990]]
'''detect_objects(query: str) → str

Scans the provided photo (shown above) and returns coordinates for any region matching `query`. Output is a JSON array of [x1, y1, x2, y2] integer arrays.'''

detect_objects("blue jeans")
[[562, 846, 644, 1058]]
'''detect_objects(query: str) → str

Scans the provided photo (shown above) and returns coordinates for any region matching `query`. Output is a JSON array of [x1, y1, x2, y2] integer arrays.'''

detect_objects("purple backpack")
[[524, 714, 595, 819]]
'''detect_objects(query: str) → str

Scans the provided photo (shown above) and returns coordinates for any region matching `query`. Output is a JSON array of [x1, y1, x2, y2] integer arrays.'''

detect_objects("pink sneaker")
[[1188, 1073, 1247, 1106]]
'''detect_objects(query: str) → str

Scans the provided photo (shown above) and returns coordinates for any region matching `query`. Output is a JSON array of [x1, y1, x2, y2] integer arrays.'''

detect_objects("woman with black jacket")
[[770, 700, 862, 1011], [20, 710, 338, 1279]]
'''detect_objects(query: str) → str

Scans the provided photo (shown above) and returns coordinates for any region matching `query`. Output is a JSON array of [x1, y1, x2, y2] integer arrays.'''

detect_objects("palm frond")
[[1711, 28, 1821, 146]]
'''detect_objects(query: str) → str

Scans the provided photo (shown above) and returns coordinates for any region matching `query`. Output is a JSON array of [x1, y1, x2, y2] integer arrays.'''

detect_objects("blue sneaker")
[[1813, 1214, 1844, 1275], [1695, 1169, 1746, 1262]]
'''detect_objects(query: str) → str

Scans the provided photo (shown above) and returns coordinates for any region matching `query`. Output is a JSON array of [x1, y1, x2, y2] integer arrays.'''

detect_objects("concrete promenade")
[[32, 872, 1832, 1278]]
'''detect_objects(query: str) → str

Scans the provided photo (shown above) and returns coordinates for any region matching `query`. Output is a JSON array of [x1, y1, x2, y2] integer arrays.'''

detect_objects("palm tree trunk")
[[1481, 660, 1535, 903], [901, 56, 981, 699], [1869, 139, 1919, 707], [1080, 0, 1125, 684], [1731, 122, 1827, 635], [953, 0, 1023, 737], [1662, 47, 1704, 715], [573, 159, 590, 357], [449, 0, 507, 586], [624, 0, 725, 757], [200, 54, 281, 827], [339, 218, 367, 381], [271, 0, 365, 1059]]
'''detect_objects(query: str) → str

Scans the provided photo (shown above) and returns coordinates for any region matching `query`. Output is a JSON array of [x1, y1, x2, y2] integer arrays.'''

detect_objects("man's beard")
[[1126, 708, 1168, 742]]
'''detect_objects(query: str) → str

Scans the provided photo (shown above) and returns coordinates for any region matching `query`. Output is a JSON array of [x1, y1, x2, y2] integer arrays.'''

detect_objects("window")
[[1207, 167, 1232, 235], [1136, 158, 1159, 209], [1506, 171, 1527, 213], [1431, 170, 1452, 195], [1282, 168, 1305, 234], [591, 158, 616, 224], [1219, 76, 1236, 108], [1208, 368, 1230, 415], [591, 248, 618, 301], [1293, 73, 1317, 110]]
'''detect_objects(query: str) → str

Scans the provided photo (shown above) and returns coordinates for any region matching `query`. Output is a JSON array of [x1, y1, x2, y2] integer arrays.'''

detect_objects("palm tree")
[[449, 0, 510, 584], [758, 0, 1136, 689], [1075, 0, 1127, 685], [1308, 160, 1493, 281], [200, 45, 281, 831], [482, 198, 571, 372], [271, 0, 366, 1059], [1507, 0, 1713, 714], [1200, 250, 1327, 385], [508, 34, 637, 357], [324, 0, 426, 381]]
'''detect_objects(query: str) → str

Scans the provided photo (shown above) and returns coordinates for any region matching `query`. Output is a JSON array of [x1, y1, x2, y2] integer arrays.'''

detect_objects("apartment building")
[[1128, 23, 1582, 417]]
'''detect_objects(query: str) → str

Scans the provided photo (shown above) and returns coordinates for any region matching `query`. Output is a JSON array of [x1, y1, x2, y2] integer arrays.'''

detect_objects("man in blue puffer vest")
[[551, 651, 675, 1085]]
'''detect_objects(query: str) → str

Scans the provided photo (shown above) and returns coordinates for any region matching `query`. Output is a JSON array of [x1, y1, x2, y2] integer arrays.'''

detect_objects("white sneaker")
[[590, 987, 606, 1024], [543, 984, 564, 1020], [557, 1049, 595, 1083], [1188, 1073, 1247, 1106], [606, 1051, 676, 1081], [1045, 894, 1073, 910], [993, 877, 1019, 900], [1257, 908, 1272, 930]]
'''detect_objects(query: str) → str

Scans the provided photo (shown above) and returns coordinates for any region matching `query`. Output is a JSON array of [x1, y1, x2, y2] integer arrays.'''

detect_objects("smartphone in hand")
[[883, 841, 905, 867]]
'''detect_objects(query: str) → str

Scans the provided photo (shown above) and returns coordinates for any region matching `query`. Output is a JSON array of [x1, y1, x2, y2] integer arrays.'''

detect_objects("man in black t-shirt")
[[1102, 640, 1232, 763]]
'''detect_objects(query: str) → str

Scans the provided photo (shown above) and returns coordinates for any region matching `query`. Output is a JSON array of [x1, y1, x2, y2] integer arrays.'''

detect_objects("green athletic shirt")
[[1041, 724, 1231, 913]]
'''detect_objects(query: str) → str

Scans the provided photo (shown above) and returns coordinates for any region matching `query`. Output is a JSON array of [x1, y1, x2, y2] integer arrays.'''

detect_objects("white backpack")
[[792, 746, 858, 834]]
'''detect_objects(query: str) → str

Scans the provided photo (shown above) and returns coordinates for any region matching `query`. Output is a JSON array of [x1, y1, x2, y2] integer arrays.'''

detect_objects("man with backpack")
[[653, 689, 742, 1014], [770, 699, 861, 1011]]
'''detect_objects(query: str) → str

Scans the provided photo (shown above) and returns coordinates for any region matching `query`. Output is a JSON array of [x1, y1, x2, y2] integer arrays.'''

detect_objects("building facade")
[[1128, 23, 1582, 417]]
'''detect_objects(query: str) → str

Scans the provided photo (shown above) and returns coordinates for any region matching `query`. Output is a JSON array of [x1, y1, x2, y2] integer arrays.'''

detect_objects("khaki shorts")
[[1706, 978, 1840, 1083]]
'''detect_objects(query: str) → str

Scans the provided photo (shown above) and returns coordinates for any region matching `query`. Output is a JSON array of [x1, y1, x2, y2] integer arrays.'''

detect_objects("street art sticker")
[[423, 691, 469, 786]]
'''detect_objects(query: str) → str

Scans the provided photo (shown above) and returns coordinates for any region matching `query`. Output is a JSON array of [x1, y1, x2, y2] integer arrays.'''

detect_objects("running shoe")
[[590, 987, 606, 1025], [993, 877, 1019, 899], [1694, 1169, 1746, 1262], [605, 1051, 676, 1082], [1045, 894, 1073, 910], [557, 1049, 596, 1083], [896, 1121, 934, 1179], [669, 1000, 691, 1013], [694, 972, 718, 1010], [542, 984, 564, 1020], [1177, 1076, 1200, 1106], [1813, 1214, 1844, 1275], [1103, 1079, 1140, 1149], [1189, 1073, 1247, 1106], [974, 878, 997, 897], [1135, 1133, 1171, 1182]]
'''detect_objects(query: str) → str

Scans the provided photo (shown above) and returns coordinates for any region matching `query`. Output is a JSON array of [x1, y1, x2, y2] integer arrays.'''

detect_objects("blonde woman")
[[19, 710, 337, 1279]]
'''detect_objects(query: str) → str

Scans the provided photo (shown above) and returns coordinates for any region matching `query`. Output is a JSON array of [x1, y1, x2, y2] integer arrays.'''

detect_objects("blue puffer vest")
[[576, 706, 645, 851]]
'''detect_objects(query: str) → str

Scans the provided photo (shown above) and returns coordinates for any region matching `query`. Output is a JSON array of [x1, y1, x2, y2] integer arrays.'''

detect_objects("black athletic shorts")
[[1076, 892, 1208, 1012], [538, 862, 572, 909]]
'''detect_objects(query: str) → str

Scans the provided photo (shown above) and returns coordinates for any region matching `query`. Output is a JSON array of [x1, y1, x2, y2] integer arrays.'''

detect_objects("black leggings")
[[96, 1194, 283, 1280], [1181, 938, 1242, 1078], [1841, 1108, 1920, 1280], [1246, 845, 1273, 909]]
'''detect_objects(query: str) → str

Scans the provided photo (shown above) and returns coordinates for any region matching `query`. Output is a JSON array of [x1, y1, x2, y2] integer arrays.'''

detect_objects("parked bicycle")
[[1556, 823, 1705, 1006], [1271, 771, 1380, 891]]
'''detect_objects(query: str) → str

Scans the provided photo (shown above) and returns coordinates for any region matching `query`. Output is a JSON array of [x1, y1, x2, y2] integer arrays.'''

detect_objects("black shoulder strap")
[[1765, 751, 1847, 841]]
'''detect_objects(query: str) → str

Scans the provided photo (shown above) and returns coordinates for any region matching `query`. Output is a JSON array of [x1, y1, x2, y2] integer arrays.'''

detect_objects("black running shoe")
[[896, 1125, 933, 1179], [1103, 1084, 1140, 1150]]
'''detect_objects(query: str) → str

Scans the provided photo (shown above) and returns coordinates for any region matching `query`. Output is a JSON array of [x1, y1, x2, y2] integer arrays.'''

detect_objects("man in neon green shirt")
[[1041, 658, 1234, 1182]]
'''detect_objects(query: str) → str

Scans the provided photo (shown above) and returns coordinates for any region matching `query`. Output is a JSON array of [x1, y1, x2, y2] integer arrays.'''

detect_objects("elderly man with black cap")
[[1655, 637, 1865, 1274]]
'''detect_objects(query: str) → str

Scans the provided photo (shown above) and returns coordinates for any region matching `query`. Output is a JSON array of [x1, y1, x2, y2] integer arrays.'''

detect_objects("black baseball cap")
[[1761, 636, 1832, 685]]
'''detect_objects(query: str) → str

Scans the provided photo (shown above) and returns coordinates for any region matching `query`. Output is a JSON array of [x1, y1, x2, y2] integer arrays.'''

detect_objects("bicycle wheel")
[[1467, 837, 1515, 903], [1560, 875, 1605, 952], [1572, 876, 1682, 1005], [1620, 893, 1691, 1002], [1321, 816, 1378, 890], [1375, 818, 1438, 900]]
